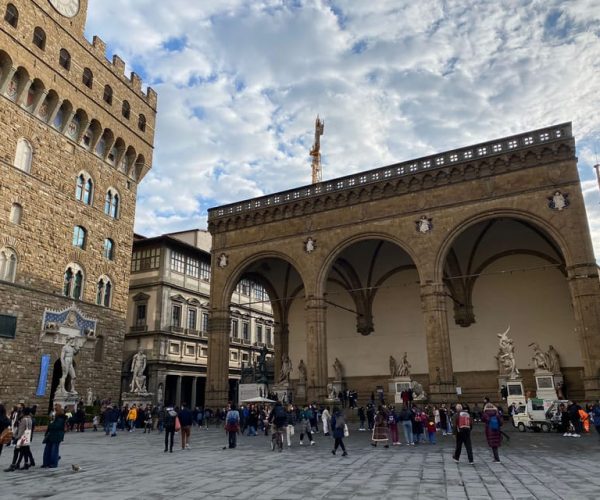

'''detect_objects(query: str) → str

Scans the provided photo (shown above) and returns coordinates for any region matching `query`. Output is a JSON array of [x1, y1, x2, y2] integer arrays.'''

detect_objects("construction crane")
[[309, 115, 324, 184]]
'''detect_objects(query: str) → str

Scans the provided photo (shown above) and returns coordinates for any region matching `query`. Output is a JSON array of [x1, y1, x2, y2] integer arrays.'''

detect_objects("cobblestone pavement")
[[1, 423, 599, 500]]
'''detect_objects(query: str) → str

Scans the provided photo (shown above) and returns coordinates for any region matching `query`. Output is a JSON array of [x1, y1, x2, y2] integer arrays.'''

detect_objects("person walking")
[[178, 403, 193, 449], [371, 406, 390, 448], [5, 406, 33, 471], [285, 404, 295, 447], [567, 401, 583, 437], [127, 404, 137, 432], [42, 404, 66, 468], [388, 406, 399, 445], [357, 406, 366, 431], [452, 404, 474, 464], [321, 406, 332, 436], [298, 406, 315, 446], [482, 402, 503, 463], [224, 404, 240, 449], [331, 407, 348, 456], [163, 407, 177, 453]]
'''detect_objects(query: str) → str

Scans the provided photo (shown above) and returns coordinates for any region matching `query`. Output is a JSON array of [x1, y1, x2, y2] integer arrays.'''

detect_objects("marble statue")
[[398, 352, 411, 377], [130, 348, 148, 393], [257, 345, 269, 384], [58, 337, 82, 395], [497, 326, 519, 379], [530, 342, 550, 371], [389, 355, 400, 378], [86, 387, 93, 406], [297, 359, 307, 384], [327, 383, 337, 400], [157, 384, 164, 404], [412, 380, 427, 400], [547, 345, 561, 374], [278, 354, 292, 383], [333, 358, 343, 380]]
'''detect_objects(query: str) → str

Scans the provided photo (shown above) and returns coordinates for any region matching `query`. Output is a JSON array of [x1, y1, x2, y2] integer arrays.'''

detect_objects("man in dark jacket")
[[178, 403, 193, 449], [567, 401, 582, 437]]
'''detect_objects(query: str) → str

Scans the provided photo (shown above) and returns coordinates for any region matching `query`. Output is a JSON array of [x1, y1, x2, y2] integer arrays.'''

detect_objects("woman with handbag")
[[331, 407, 348, 456], [42, 404, 65, 468], [5, 406, 33, 472]]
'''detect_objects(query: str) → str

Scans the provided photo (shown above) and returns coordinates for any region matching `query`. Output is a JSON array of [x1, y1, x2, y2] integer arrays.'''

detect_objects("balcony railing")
[[129, 325, 147, 333]]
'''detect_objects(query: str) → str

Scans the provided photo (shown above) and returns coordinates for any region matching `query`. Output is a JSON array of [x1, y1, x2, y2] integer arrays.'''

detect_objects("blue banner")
[[36, 354, 51, 397]]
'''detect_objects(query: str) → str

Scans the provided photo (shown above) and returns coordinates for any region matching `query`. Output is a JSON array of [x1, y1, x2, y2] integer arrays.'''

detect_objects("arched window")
[[82, 68, 93, 88], [103, 238, 114, 260], [59, 49, 71, 70], [14, 138, 32, 173], [72, 225, 87, 249], [33, 27, 46, 50], [104, 189, 119, 218], [0, 247, 18, 282], [9, 203, 22, 225], [122, 100, 130, 119], [138, 114, 146, 132], [96, 276, 112, 307], [75, 174, 93, 205], [4, 4, 18, 28], [63, 263, 84, 299], [103, 85, 113, 105]]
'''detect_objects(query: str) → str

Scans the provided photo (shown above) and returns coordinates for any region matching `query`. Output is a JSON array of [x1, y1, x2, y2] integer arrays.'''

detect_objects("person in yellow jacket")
[[127, 405, 138, 432]]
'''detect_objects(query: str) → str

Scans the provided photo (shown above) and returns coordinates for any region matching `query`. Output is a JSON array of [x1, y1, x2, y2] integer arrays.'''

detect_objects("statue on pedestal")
[[130, 348, 148, 393], [327, 383, 337, 400], [530, 342, 550, 371], [257, 345, 269, 384], [278, 354, 292, 384], [547, 345, 561, 374], [333, 358, 343, 380], [157, 383, 164, 404], [389, 355, 400, 378], [86, 388, 93, 406], [497, 326, 519, 379], [398, 352, 411, 377], [297, 359, 307, 384], [58, 337, 83, 395]]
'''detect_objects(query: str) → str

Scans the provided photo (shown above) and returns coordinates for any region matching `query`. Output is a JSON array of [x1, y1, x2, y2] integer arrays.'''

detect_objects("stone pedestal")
[[295, 382, 306, 402], [506, 378, 525, 407], [390, 377, 412, 404], [534, 370, 559, 401], [272, 383, 292, 404], [332, 380, 344, 395], [53, 391, 81, 412], [121, 392, 153, 409]]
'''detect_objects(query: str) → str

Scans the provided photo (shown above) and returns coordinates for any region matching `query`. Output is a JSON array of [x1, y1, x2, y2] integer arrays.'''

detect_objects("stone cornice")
[[208, 123, 574, 233]]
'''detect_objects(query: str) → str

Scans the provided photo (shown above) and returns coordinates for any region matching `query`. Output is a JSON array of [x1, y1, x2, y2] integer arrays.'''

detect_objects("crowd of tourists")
[[1, 397, 599, 472]]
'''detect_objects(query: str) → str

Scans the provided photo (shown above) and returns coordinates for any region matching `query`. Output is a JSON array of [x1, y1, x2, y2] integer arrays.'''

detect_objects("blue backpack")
[[489, 414, 500, 431]]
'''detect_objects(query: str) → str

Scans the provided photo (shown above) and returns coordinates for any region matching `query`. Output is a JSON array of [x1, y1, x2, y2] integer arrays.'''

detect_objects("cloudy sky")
[[86, 0, 600, 261]]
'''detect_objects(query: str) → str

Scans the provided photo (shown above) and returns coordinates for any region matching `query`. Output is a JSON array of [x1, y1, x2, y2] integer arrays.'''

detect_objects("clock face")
[[49, 0, 80, 18]]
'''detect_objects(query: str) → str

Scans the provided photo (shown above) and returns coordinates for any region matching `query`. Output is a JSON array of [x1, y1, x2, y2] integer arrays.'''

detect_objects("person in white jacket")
[[322, 407, 332, 436]]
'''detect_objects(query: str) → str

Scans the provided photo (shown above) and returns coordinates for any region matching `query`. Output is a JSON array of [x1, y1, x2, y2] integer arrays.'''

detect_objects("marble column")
[[420, 282, 456, 401], [273, 322, 289, 383], [567, 264, 600, 398], [175, 376, 182, 408], [205, 309, 231, 408], [305, 297, 328, 402]]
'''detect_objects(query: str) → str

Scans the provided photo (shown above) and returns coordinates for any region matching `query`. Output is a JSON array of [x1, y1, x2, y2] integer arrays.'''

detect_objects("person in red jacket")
[[482, 402, 503, 463]]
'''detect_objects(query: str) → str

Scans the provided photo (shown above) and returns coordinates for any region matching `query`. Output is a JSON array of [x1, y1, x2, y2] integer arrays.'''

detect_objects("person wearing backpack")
[[482, 402, 502, 463], [331, 407, 348, 456], [224, 404, 241, 449], [163, 407, 178, 453], [452, 404, 474, 464], [398, 406, 414, 445]]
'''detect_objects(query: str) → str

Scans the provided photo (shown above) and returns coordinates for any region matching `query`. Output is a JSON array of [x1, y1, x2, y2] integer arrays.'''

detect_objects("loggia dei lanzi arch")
[[205, 123, 600, 407]]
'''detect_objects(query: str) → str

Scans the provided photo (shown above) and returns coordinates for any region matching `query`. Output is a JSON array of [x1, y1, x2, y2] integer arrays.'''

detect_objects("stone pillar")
[[0, 66, 16, 94], [273, 322, 289, 383], [567, 265, 600, 398], [175, 376, 182, 408], [191, 377, 197, 409], [16, 78, 33, 108], [205, 309, 231, 408], [32, 90, 48, 117], [420, 282, 456, 402], [305, 297, 328, 402]]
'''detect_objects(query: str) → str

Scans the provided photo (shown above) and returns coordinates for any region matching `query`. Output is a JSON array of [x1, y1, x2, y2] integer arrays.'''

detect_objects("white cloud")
[[86, 0, 600, 261]]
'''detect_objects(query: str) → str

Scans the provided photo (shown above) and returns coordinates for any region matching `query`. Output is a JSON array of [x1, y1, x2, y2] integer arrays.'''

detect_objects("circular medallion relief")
[[48, 0, 80, 18]]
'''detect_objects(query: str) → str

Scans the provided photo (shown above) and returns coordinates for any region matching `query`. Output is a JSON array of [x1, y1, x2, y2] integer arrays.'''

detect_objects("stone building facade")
[[205, 123, 600, 407], [124, 230, 274, 408], [0, 0, 156, 410]]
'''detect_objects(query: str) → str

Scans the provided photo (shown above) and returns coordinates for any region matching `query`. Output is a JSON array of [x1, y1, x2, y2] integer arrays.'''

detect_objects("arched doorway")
[[441, 216, 581, 399]]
